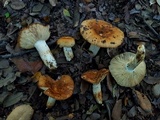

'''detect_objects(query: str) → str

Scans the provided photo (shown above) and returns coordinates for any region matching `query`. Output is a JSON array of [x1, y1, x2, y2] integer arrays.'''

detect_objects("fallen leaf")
[[86, 104, 98, 115], [63, 9, 71, 17], [112, 99, 122, 120], [0, 73, 16, 88], [134, 90, 152, 113], [152, 83, 160, 97], [3, 0, 10, 7], [127, 106, 137, 117], [0, 92, 9, 104], [3, 92, 23, 107], [106, 74, 113, 93], [10, 0, 26, 10], [0, 59, 9, 69], [144, 76, 160, 84], [49, 0, 57, 6], [11, 58, 42, 73], [80, 80, 89, 94]]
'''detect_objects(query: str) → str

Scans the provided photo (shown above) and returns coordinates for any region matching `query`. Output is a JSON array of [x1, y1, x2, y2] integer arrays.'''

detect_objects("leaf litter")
[[0, 0, 160, 119]]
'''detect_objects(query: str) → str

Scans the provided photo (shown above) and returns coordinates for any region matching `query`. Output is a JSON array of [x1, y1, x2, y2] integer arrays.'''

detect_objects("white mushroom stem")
[[93, 83, 102, 104], [46, 97, 56, 109], [34, 40, 57, 69], [63, 47, 74, 61], [89, 44, 100, 56], [127, 45, 145, 70]]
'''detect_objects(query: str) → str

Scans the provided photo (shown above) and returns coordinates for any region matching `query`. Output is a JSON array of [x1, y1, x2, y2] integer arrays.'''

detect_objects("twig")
[[136, 15, 160, 40]]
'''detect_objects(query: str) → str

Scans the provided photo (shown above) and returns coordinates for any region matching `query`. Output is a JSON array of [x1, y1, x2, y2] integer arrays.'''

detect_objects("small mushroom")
[[81, 68, 109, 104], [6, 104, 34, 120], [57, 36, 75, 61], [109, 44, 146, 87], [18, 23, 57, 69], [80, 19, 124, 56], [32, 72, 74, 108]]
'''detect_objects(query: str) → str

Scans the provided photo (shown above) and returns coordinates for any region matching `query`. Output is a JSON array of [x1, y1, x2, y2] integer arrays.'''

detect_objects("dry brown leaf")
[[134, 90, 152, 113], [106, 73, 113, 93], [80, 80, 89, 94], [112, 99, 122, 120], [11, 58, 42, 73]]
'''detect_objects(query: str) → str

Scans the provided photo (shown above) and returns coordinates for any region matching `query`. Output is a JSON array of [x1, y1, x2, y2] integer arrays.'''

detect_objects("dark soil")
[[0, 0, 160, 120]]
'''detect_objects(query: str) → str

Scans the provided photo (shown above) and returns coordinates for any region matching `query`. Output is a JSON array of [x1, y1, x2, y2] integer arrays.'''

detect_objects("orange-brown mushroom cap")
[[44, 75, 74, 100], [57, 36, 75, 47], [32, 73, 74, 100], [81, 68, 109, 84], [80, 19, 124, 48]]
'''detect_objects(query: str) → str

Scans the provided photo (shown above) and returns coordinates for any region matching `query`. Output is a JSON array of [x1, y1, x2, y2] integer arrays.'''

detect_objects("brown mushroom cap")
[[44, 75, 74, 100], [18, 23, 50, 49], [81, 68, 109, 84], [109, 52, 146, 87], [32, 73, 74, 100], [80, 19, 124, 48], [57, 36, 75, 47]]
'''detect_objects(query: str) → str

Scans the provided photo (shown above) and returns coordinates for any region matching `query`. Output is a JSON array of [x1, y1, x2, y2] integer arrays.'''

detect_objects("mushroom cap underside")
[[18, 23, 50, 49], [80, 19, 124, 48], [6, 104, 34, 120], [109, 52, 146, 87], [57, 36, 75, 47]]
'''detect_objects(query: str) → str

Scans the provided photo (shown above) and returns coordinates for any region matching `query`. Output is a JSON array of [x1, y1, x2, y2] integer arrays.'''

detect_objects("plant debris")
[[0, 0, 160, 119]]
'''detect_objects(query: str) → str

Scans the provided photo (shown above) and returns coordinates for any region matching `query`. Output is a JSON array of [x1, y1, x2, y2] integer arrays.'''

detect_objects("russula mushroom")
[[18, 23, 57, 69], [80, 19, 124, 56], [32, 72, 74, 108], [109, 44, 146, 87], [57, 36, 75, 61], [6, 104, 34, 120], [81, 68, 109, 104]]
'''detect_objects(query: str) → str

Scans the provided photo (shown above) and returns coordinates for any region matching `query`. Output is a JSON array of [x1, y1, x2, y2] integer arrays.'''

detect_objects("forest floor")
[[0, 0, 160, 120]]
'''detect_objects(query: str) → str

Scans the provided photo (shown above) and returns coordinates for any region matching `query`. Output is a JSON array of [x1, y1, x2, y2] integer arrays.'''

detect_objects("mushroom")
[[32, 72, 74, 108], [57, 36, 75, 61], [18, 23, 57, 69], [80, 19, 124, 56], [109, 44, 146, 87], [6, 104, 34, 120], [81, 68, 109, 104]]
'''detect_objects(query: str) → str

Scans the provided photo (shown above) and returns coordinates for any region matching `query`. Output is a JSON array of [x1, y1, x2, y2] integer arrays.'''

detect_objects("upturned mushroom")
[[109, 44, 146, 87], [18, 23, 57, 69], [80, 19, 124, 56], [32, 72, 74, 108], [6, 104, 34, 120], [57, 36, 75, 61], [81, 68, 109, 104]]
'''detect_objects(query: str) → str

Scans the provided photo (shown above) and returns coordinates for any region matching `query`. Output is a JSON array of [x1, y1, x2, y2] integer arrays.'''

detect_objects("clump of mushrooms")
[[18, 23, 57, 69], [80, 19, 124, 56], [109, 44, 146, 87], [81, 68, 109, 104], [32, 72, 74, 108], [57, 36, 75, 61]]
